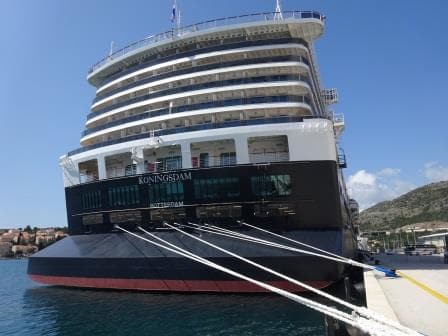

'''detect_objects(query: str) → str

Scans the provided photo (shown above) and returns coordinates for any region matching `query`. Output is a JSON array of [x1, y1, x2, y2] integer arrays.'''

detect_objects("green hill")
[[360, 180, 448, 231]]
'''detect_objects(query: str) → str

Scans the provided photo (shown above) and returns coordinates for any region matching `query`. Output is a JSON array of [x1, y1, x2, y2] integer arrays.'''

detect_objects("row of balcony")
[[89, 74, 310, 119], [69, 116, 304, 156], [79, 150, 290, 184], [89, 12, 323, 75], [93, 54, 310, 104], [83, 95, 311, 137]]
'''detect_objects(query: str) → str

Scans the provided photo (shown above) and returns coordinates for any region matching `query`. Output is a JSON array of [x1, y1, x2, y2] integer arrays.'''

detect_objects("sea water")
[[0, 260, 326, 336]]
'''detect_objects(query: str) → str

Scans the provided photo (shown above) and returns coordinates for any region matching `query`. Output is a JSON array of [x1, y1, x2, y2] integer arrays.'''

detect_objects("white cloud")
[[347, 168, 415, 211], [423, 161, 448, 182]]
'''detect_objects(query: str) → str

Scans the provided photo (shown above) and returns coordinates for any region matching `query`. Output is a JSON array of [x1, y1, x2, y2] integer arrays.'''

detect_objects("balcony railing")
[[69, 116, 305, 156], [94, 55, 310, 104], [79, 173, 98, 183], [90, 74, 310, 118], [89, 11, 324, 74], [83, 95, 310, 137], [249, 151, 289, 163], [95, 37, 307, 89], [191, 153, 237, 168]]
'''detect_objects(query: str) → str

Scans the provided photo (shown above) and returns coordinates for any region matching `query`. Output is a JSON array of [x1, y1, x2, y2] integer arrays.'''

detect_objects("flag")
[[171, 2, 176, 23]]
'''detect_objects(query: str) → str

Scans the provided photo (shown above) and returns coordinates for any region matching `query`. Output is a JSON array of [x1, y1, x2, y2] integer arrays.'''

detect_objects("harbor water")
[[1, 259, 326, 336]]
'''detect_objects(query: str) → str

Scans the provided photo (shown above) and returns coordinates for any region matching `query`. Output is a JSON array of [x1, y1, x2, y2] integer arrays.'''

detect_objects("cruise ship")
[[28, 8, 358, 292]]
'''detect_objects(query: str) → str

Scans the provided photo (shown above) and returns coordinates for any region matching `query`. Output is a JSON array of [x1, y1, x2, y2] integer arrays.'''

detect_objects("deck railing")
[[249, 152, 289, 163], [83, 95, 310, 137], [70, 116, 303, 156], [88, 11, 324, 74]]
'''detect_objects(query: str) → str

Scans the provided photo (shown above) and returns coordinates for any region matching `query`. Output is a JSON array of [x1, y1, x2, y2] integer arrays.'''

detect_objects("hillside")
[[359, 180, 448, 231]]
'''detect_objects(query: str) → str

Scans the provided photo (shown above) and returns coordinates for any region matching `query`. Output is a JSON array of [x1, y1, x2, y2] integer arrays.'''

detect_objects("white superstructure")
[[60, 10, 345, 187]]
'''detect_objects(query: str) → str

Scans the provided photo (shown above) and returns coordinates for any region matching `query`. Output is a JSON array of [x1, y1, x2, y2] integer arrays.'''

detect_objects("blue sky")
[[0, 0, 447, 228]]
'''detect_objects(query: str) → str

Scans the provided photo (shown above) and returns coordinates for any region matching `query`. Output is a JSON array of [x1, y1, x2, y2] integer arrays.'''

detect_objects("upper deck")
[[87, 11, 325, 87]]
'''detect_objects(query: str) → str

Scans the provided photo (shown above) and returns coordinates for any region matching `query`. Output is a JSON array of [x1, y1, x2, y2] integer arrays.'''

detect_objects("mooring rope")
[[114, 224, 422, 335], [236, 221, 396, 277], [168, 222, 419, 335], [183, 221, 380, 272], [114, 225, 357, 327]]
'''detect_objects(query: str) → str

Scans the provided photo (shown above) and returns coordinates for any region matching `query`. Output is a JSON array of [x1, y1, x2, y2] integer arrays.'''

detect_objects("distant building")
[[11, 245, 38, 256], [0, 242, 13, 258], [417, 232, 448, 253], [1, 233, 15, 243]]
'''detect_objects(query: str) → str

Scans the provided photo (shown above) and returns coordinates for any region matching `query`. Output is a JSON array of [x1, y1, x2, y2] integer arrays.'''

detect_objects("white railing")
[[88, 10, 324, 74], [79, 173, 98, 183], [249, 151, 289, 164]]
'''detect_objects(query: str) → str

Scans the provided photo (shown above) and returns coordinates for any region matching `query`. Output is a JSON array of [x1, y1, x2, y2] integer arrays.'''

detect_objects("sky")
[[0, 0, 447, 229]]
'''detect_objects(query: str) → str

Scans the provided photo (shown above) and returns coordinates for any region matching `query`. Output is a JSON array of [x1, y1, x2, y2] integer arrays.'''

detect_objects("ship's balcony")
[[81, 95, 311, 142], [91, 54, 310, 110], [61, 118, 337, 188], [87, 10, 324, 85], [87, 73, 311, 126], [72, 116, 304, 156], [92, 50, 309, 103], [91, 64, 308, 114], [86, 81, 310, 130]]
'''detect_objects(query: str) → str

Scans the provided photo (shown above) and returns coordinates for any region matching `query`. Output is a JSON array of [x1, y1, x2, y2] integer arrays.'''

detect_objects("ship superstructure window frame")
[[149, 181, 185, 203], [193, 177, 240, 200], [81, 190, 102, 210], [108, 185, 140, 207], [251, 174, 292, 197]]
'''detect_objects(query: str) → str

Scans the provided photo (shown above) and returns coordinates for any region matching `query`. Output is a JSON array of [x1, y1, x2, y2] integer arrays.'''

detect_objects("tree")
[[24, 225, 32, 233]]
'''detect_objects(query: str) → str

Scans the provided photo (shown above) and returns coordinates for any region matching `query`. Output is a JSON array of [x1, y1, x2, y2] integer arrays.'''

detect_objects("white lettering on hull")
[[150, 201, 184, 208], [138, 172, 192, 185]]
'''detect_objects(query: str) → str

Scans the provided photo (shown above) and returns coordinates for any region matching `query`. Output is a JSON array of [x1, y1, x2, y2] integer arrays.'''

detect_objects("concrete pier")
[[364, 254, 448, 336]]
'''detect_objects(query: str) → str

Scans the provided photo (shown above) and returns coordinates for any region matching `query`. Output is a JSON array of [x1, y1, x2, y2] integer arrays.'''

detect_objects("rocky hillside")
[[360, 181, 448, 231]]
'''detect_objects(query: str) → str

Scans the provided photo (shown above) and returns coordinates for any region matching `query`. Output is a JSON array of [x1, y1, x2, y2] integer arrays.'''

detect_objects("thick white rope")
[[184, 222, 373, 270], [114, 225, 358, 328], [170, 223, 420, 335], [238, 220, 371, 269], [116, 225, 421, 336]]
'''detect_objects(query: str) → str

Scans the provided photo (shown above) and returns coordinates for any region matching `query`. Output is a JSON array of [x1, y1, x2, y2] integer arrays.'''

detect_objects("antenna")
[[172, 0, 181, 31], [109, 41, 115, 58], [274, 0, 283, 20]]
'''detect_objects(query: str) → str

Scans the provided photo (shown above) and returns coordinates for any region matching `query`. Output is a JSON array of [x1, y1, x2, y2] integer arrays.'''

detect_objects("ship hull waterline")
[[28, 230, 349, 293]]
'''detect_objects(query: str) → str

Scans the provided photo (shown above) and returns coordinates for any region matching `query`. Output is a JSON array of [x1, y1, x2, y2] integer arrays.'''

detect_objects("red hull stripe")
[[30, 274, 331, 293]]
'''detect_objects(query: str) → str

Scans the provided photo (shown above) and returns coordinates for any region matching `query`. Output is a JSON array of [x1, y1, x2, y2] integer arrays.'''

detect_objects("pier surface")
[[364, 254, 448, 336]]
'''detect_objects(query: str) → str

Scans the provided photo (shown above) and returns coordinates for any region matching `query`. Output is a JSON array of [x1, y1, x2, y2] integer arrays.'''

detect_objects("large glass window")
[[149, 182, 184, 203], [108, 185, 140, 207], [220, 152, 236, 166], [81, 190, 102, 210], [199, 153, 209, 168], [125, 164, 137, 176], [156, 156, 182, 171], [194, 177, 240, 200], [251, 175, 292, 197]]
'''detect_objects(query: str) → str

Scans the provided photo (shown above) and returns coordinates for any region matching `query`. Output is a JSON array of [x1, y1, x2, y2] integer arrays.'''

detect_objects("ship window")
[[220, 152, 236, 166], [194, 177, 240, 200], [254, 203, 295, 217], [150, 207, 186, 221], [156, 156, 182, 171], [81, 190, 102, 210], [199, 153, 209, 167], [82, 213, 103, 225], [196, 205, 242, 218], [149, 181, 184, 203], [251, 175, 291, 197], [125, 164, 137, 176], [108, 185, 140, 207], [109, 210, 142, 224]]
